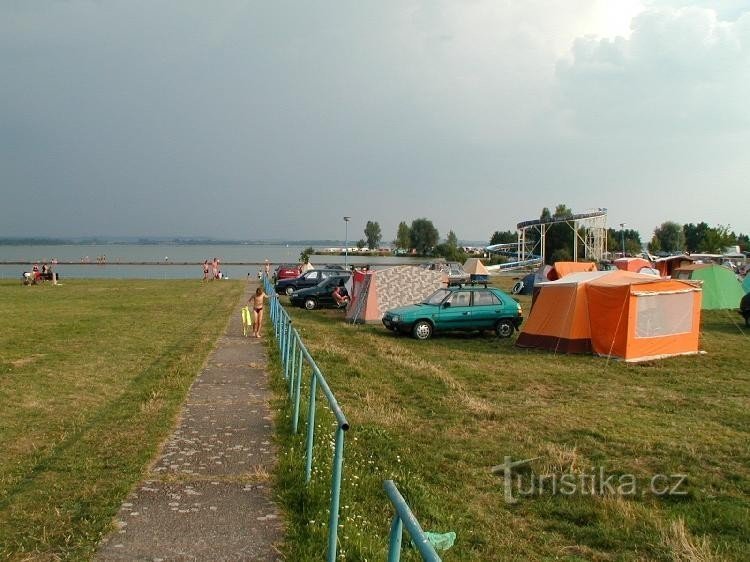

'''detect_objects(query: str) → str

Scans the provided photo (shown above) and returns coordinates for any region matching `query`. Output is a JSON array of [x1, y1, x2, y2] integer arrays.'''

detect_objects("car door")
[[470, 289, 503, 328], [436, 290, 473, 330], [301, 271, 320, 289]]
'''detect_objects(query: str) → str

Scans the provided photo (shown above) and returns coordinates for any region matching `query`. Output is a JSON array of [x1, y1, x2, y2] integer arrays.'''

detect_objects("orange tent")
[[547, 261, 597, 281], [587, 273, 702, 362], [614, 257, 652, 273], [516, 271, 611, 353], [517, 270, 702, 362]]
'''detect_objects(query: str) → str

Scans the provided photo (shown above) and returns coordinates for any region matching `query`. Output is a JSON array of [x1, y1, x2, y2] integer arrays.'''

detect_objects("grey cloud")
[[556, 7, 750, 135]]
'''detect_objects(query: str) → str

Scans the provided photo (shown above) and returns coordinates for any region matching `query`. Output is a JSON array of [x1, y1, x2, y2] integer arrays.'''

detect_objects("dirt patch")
[[10, 354, 45, 368]]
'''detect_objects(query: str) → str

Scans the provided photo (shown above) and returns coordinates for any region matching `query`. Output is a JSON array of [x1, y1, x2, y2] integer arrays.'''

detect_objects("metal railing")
[[262, 275, 349, 562], [384, 480, 442, 562], [263, 276, 445, 562]]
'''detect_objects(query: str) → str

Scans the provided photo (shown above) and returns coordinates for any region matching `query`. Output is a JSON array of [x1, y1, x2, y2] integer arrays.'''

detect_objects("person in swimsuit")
[[202, 260, 209, 281], [249, 287, 267, 338]]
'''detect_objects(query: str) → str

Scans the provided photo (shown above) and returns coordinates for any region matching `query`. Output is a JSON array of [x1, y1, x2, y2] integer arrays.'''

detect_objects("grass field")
[[0, 279, 244, 560], [270, 279, 750, 561]]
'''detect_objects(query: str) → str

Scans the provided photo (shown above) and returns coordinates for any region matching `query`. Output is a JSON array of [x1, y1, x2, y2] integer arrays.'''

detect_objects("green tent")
[[673, 264, 745, 310], [743, 275, 750, 294]]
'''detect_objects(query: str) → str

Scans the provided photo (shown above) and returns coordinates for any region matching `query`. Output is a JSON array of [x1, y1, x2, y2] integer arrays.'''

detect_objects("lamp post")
[[343, 216, 351, 268], [619, 223, 626, 257]]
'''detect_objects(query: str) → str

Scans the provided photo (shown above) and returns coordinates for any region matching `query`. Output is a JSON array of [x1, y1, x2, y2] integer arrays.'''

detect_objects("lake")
[[0, 244, 422, 280]]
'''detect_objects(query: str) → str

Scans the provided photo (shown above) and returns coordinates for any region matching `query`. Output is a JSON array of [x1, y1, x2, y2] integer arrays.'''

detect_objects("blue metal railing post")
[[383, 480, 442, 562], [326, 426, 346, 562], [292, 346, 304, 433], [304, 373, 318, 483], [387, 515, 404, 562]]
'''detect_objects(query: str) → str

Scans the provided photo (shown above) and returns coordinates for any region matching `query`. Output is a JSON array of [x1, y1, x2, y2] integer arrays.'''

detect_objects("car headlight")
[[391, 315, 400, 323]]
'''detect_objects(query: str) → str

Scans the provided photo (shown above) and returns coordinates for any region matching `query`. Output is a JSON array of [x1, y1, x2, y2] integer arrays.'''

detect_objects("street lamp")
[[619, 223, 626, 257], [343, 216, 351, 267]]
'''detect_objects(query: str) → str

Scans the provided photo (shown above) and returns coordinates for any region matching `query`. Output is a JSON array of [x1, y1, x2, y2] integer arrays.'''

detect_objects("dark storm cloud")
[[1, 2, 748, 242]]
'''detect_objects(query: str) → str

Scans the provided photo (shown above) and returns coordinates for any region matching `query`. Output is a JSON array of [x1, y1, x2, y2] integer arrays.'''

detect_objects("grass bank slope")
[[0, 279, 243, 560]]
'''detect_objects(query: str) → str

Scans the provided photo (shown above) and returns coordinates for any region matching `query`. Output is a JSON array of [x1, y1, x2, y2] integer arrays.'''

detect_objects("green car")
[[382, 286, 523, 340]]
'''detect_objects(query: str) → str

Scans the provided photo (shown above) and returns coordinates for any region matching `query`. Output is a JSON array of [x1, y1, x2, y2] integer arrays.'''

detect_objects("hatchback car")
[[274, 263, 302, 281], [275, 269, 351, 295], [289, 276, 349, 310], [382, 286, 522, 340]]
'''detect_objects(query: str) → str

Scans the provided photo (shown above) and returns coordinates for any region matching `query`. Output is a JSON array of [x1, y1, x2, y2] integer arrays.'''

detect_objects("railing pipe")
[[326, 426, 346, 562], [304, 373, 318, 483], [383, 480, 441, 562]]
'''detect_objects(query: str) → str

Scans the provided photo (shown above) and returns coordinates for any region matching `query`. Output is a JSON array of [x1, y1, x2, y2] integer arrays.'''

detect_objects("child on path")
[[249, 287, 267, 338]]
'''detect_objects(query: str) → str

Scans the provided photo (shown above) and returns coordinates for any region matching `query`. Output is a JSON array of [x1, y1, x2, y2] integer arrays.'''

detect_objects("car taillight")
[[517, 303, 522, 315]]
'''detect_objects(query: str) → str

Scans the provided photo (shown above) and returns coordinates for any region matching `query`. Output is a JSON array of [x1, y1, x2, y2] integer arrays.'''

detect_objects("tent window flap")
[[635, 292, 693, 338]]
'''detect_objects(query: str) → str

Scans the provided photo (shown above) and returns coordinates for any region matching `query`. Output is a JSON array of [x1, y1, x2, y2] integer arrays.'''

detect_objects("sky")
[[1, 1, 749, 244]]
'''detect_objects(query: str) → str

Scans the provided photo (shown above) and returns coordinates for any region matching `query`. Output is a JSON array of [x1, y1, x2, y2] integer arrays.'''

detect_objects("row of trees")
[[354, 218, 466, 260], [649, 222, 749, 254], [356, 211, 748, 263]]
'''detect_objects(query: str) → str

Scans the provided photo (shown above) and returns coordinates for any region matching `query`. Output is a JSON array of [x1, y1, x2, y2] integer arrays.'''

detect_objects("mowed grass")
[[270, 279, 750, 561], [0, 279, 244, 560]]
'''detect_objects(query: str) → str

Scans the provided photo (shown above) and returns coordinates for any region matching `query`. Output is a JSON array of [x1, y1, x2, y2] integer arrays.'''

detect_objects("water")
[[0, 244, 421, 280]]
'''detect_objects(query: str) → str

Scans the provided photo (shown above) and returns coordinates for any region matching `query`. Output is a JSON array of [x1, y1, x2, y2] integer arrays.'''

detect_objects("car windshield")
[[422, 288, 451, 305]]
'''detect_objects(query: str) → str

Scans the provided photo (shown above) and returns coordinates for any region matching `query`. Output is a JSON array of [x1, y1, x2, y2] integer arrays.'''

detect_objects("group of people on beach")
[[24, 259, 58, 285], [202, 258, 223, 280]]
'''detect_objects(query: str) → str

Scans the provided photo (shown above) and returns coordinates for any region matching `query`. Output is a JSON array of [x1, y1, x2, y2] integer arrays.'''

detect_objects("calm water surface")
[[0, 244, 421, 279]]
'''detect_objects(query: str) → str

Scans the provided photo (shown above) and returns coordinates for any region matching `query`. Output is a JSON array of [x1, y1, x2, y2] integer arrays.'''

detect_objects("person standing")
[[248, 287, 267, 338], [202, 260, 209, 281]]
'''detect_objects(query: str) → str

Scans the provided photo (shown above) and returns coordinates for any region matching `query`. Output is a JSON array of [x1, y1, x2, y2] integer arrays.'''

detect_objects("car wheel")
[[304, 298, 317, 310], [285, 286, 295, 296], [412, 320, 433, 340], [495, 319, 514, 338]]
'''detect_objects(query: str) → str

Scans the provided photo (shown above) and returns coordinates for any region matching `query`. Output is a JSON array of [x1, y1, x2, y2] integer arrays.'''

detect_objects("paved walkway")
[[97, 282, 283, 561]]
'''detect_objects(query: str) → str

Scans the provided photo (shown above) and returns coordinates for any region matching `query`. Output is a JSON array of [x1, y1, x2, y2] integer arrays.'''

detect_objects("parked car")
[[289, 276, 349, 310], [275, 269, 351, 296], [274, 263, 302, 281], [739, 292, 750, 327], [419, 262, 471, 286], [382, 286, 522, 340]]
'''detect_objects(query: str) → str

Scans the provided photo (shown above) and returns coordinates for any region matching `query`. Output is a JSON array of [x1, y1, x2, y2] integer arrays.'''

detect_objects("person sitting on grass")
[[332, 281, 350, 308]]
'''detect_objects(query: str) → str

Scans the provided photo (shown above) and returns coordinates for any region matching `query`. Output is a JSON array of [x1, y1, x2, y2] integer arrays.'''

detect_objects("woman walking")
[[249, 287, 267, 338]]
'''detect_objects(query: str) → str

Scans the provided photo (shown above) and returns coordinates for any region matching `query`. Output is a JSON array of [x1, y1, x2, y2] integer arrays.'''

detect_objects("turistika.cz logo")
[[493, 456, 688, 504]]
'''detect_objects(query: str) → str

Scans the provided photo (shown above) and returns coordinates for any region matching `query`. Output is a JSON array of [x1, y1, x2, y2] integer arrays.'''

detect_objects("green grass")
[[0, 279, 244, 560], [270, 280, 750, 561]]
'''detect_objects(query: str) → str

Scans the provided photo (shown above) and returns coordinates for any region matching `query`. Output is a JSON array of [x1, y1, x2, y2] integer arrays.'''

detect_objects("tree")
[[607, 228, 643, 256], [394, 222, 411, 251], [364, 221, 382, 250], [490, 230, 516, 245], [356, 238, 366, 250], [651, 221, 685, 253], [435, 230, 466, 261], [684, 222, 735, 253], [543, 204, 574, 264], [299, 246, 314, 263], [409, 218, 440, 255]]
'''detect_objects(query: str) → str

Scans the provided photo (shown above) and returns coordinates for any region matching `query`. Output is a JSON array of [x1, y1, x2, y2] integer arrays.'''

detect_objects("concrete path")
[[97, 282, 283, 561]]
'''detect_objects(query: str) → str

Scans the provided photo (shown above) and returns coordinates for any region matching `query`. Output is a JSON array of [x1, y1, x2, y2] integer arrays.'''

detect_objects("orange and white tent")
[[516, 271, 610, 353], [517, 270, 702, 362]]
